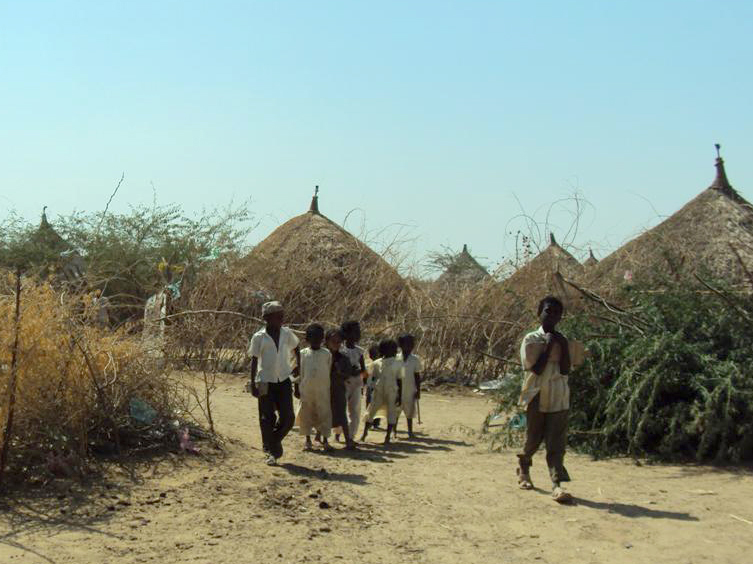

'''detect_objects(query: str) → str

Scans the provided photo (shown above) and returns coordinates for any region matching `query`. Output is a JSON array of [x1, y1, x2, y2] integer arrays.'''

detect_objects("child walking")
[[295, 324, 333, 452], [365, 343, 383, 429], [340, 320, 367, 441], [326, 328, 358, 450], [518, 296, 573, 503], [396, 334, 423, 439], [361, 339, 402, 446], [248, 301, 300, 466]]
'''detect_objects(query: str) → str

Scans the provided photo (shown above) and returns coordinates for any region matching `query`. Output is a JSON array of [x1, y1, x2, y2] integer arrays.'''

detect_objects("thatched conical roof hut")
[[246, 188, 406, 323], [30, 208, 86, 284], [437, 244, 490, 285], [484, 234, 585, 326], [590, 147, 753, 291], [496, 233, 585, 311], [583, 249, 599, 268]]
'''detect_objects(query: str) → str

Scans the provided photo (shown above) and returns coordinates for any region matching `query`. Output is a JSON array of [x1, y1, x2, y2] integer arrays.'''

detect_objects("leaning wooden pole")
[[0, 268, 23, 483]]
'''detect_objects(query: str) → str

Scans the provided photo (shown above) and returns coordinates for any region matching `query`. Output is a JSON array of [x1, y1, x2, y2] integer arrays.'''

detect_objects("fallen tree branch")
[[375, 314, 522, 335], [478, 351, 519, 366], [160, 309, 259, 323], [694, 273, 753, 326], [556, 272, 652, 330], [159, 310, 308, 334]]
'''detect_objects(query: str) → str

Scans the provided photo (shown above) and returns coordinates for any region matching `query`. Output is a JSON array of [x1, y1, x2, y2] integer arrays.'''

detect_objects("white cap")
[[261, 300, 284, 317]]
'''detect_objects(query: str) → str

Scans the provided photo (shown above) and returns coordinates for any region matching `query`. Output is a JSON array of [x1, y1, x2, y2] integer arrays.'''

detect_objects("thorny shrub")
[[484, 280, 753, 463]]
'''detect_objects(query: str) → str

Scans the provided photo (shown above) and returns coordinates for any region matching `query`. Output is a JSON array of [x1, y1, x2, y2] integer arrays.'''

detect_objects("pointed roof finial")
[[584, 247, 599, 266], [462, 243, 469, 254], [309, 185, 320, 214], [711, 143, 733, 193], [549, 233, 557, 246]]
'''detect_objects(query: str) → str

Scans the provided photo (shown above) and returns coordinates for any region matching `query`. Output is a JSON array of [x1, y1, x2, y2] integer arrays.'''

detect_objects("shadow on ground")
[[280, 463, 368, 485], [572, 497, 699, 521]]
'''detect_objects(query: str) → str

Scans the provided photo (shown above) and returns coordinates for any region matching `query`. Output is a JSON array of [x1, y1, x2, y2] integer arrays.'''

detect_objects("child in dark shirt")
[[326, 328, 357, 450]]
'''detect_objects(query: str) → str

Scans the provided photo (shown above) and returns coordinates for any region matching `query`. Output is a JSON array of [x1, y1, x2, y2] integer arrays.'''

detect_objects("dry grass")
[[0, 275, 180, 481]]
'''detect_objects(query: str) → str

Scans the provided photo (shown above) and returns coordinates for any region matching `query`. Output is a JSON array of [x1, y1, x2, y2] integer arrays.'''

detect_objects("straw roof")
[[437, 244, 490, 285], [246, 189, 406, 321], [494, 233, 585, 313], [32, 208, 70, 253], [31, 208, 86, 283], [589, 149, 753, 291], [583, 249, 599, 268]]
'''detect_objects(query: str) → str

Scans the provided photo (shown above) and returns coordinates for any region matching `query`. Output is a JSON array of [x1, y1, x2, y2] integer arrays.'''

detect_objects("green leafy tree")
[[1, 202, 256, 325]]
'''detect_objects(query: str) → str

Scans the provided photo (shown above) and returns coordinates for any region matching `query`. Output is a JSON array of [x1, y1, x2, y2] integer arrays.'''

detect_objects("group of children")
[[249, 296, 578, 504], [248, 300, 422, 466]]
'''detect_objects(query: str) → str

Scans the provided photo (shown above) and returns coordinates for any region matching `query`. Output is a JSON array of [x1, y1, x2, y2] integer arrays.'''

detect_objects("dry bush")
[[359, 277, 521, 385], [171, 253, 268, 352], [169, 262, 525, 386], [167, 241, 543, 387], [385, 240, 590, 386], [0, 276, 181, 480], [165, 198, 595, 387]]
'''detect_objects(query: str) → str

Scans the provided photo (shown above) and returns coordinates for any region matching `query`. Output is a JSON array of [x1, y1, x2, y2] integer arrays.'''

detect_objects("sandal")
[[552, 486, 573, 503], [517, 468, 534, 490]]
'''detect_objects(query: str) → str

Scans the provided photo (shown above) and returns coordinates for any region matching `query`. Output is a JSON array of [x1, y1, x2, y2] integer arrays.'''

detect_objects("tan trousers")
[[517, 394, 571, 484]]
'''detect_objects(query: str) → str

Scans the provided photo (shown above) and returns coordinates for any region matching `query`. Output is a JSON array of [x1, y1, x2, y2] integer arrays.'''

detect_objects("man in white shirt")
[[248, 301, 301, 465]]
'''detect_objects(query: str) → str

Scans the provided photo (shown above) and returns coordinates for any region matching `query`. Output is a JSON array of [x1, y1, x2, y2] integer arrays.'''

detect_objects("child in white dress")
[[365, 344, 384, 428], [340, 320, 367, 440], [360, 339, 402, 445], [295, 324, 333, 452], [396, 334, 423, 439]]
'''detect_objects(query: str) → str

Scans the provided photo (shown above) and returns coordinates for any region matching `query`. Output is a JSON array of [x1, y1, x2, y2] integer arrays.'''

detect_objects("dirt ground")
[[1, 374, 753, 564]]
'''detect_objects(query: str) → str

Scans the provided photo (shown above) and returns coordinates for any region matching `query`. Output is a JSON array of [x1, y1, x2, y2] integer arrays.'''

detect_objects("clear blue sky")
[[1, 1, 751, 274]]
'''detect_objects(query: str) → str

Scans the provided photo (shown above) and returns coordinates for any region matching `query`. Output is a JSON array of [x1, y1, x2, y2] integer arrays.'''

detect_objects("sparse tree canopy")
[[0, 202, 257, 324]]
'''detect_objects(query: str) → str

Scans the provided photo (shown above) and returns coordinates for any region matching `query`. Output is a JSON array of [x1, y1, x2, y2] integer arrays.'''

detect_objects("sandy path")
[[1, 374, 753, 563]]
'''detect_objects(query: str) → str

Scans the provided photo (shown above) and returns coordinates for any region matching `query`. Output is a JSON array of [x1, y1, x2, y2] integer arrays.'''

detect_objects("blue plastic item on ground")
[[130, 398, 158, 425], [509, 413, 527, 430]]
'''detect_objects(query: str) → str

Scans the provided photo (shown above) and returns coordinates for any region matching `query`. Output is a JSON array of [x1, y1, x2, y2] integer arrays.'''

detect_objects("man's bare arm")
[[292, 345, 301, 378], [557, 333, 571, 375]]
